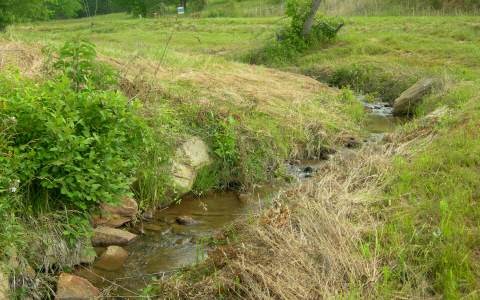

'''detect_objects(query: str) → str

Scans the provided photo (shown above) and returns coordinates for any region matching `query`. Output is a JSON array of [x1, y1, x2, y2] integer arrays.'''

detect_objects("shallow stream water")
[[362, 101, 402, 134], [76, 189, 274, 297], [78, 96, 400, 297]]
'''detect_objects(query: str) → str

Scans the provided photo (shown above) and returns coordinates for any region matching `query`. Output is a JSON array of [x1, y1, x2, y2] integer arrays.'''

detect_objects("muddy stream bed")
[[77, 98, 400, 297]]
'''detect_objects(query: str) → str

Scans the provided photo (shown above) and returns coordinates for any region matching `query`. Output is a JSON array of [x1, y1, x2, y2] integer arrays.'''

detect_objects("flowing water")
[[361, 99, 403, 134], [77, 95, 400, 297], [76, 188, 275, 297]]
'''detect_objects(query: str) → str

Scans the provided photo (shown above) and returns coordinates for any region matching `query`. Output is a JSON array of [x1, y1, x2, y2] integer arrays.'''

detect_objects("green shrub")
[[327, 64, 416, 102], [51, 39, 118, 91], [192, 113, 240, 193], [0, 73, 150, 211], [247, 0, 343, 66]]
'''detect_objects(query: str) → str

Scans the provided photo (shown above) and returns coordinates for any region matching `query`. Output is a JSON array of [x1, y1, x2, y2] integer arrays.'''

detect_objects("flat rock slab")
[[393, 78, 437, 116], [94, 197, 139, 228], [55, 273, 99, 300], [93, 214, 131, 228], [92, 226, 137, 247], [94, 246, 128, 271], [100, 197, 138, 218]]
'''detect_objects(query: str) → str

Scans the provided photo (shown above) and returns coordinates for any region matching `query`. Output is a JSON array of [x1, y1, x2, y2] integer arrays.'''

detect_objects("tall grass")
[[322, 0, 480, 16]]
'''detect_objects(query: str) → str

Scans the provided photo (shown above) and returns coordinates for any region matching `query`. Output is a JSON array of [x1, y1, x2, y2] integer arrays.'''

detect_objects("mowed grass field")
[[7, 14, 278, 61]]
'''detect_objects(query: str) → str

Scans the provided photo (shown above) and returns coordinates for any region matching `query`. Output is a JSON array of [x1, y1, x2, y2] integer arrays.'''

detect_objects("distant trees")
[[113, 0, 206, 17], [0, 0, 88, 30], [49, 0, 83, 18], [0, 0, 51, 31]]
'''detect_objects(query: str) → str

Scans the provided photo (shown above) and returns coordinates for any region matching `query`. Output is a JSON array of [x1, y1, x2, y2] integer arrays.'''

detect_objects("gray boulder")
[[172, 137, 212, 195], [393, 78, 437, 116]]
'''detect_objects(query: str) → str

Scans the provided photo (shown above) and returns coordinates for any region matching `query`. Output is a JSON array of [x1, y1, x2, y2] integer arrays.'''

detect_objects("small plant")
[[212, 116, 238, 168], [53, 39, 118, 91]]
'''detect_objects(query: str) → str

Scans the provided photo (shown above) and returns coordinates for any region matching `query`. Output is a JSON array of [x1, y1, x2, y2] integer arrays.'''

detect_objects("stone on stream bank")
[[55, 273, 99, 300], [93, 196, 138, 228], [393, 78, 437, 116], [175, 216, 199, 226], [92, 226, 137, 247], [172, 137, 212, 195], [94, 246, 128, 271]]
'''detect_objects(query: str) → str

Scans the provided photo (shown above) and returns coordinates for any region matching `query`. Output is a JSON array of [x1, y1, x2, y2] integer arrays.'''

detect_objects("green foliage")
[[327, 64, 416, 102], [52, 39, 118, 91], [0, 0, 51, 30], [286, 0, 342, 40], [48, 0, 83, 18], [132, 99, 194, 208], [0, 73, 149, 211], [192, 114, 239, 193], [211, 116, 238, 167], [338, 88, 365, 123], [379, 100, 480, 297], [62, 213, 91, 246], [247, 0, 343, 66]]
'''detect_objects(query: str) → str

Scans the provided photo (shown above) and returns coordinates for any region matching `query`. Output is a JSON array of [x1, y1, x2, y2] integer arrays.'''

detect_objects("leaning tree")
[[302, 0, 322, 37]]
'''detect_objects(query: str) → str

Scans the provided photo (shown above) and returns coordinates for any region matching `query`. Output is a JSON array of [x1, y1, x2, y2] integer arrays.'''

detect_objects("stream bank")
[[73, 95, 401, 297]]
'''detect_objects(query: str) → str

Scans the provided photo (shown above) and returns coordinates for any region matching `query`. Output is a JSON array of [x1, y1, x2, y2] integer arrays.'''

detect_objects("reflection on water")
[[77, 189, 273, 296]]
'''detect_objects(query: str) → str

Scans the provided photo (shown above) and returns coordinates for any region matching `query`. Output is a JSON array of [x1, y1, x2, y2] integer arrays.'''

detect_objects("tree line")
[[0, 0, 206, 31]]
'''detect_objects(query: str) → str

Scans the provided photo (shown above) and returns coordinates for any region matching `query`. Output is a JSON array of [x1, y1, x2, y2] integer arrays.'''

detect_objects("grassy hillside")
[[0, 12, 362, 298], [2, 8, 480, 299]]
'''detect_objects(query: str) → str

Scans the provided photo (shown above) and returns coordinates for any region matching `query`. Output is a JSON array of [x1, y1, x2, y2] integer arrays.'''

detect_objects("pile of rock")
[[55, 196, 139, 299]]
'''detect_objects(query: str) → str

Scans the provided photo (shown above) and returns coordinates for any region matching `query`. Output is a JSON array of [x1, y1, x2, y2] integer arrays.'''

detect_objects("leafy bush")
[[51, 39, 118, 91], [247, 0, 343, 66], [286, 0, 343, 41], [0, 73, 149, 211]]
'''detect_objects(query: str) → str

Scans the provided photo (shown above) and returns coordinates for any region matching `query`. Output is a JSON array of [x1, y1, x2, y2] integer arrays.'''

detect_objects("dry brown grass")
[[0, 41, 44, 76], [157, 109, 444, 299], [159, 143, 397, 299], [106, 54, 347, 131]]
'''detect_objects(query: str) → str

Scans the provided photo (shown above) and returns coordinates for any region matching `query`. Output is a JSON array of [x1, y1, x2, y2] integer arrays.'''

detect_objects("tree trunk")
[[302, 0, 322, 37], [180, 0, 187, 10]]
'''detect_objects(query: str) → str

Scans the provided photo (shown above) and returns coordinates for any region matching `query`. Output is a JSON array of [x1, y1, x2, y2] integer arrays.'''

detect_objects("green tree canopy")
[[0, 0, 50, 30], [0, 0, 85, 30]]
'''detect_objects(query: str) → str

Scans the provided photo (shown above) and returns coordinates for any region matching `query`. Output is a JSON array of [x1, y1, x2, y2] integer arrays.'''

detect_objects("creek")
[[76, 97, 399, 297]]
